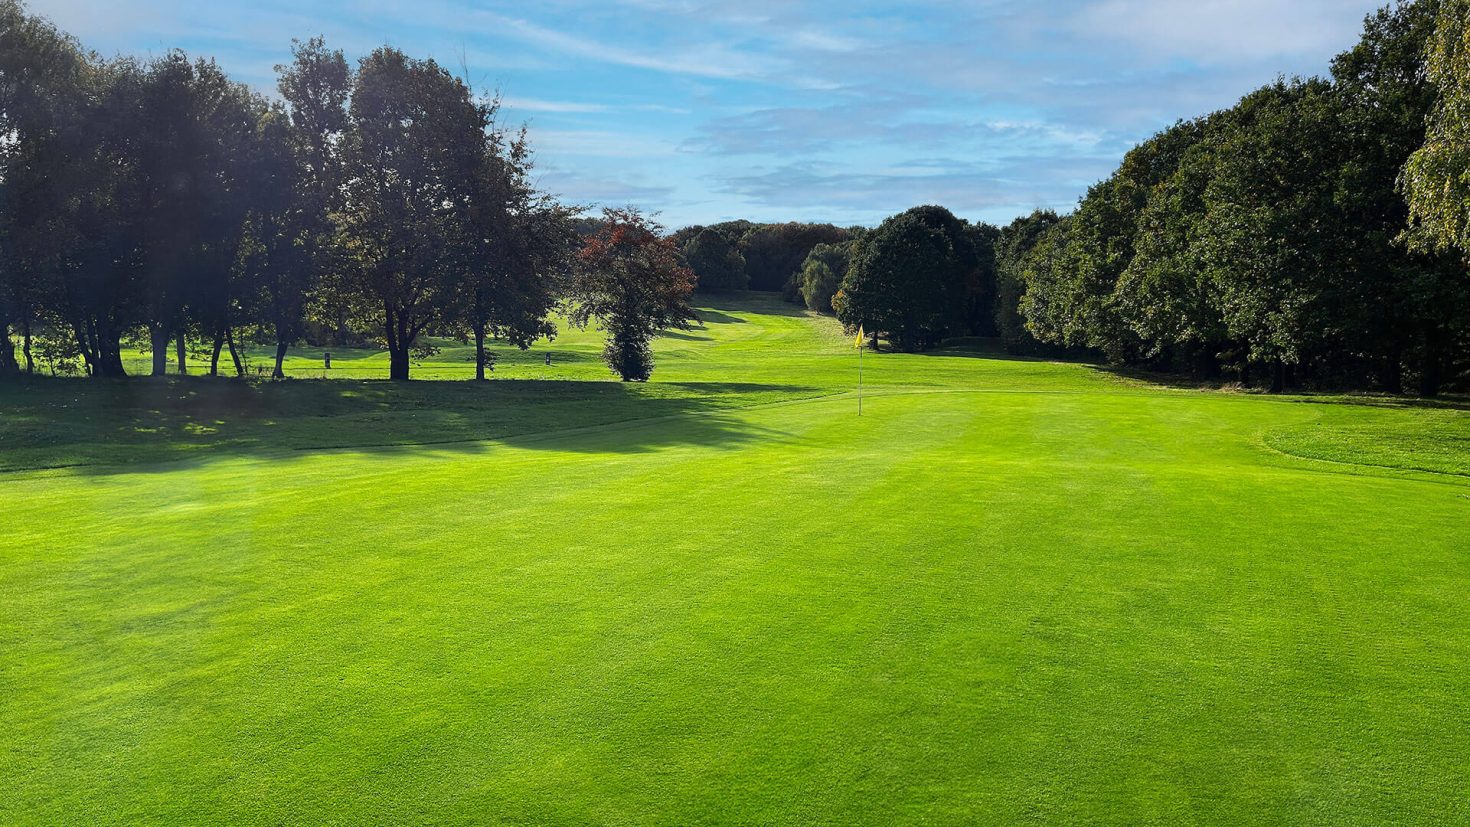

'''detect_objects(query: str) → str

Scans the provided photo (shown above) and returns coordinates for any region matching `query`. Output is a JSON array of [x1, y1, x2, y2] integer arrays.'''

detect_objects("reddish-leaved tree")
[[569, 208, 696, 381]]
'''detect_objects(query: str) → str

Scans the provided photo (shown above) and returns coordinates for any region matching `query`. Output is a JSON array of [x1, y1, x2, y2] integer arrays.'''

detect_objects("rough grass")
[[3, 293, 1469, 825]]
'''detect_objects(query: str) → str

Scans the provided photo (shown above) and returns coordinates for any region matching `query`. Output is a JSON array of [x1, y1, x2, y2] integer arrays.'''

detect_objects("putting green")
[[2, 294, 1468, 824]]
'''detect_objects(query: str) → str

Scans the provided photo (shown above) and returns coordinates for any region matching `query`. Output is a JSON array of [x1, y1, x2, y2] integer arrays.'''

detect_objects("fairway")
[[3, 295, 1469, 824]]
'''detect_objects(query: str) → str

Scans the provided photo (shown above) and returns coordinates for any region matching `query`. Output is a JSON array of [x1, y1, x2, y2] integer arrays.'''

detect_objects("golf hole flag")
[[855, 325, 865, 415], [854, 325, 865, 348]]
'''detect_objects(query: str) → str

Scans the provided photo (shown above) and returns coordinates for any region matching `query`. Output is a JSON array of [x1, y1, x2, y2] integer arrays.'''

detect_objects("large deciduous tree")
[[130, 52, 258, 376], [569, 208, 696, 381], [248, 36, 350, 379], [330, 47, 485, 381], [1334, 0, 1468, 395], [1194, 79, 1355, 392], [833, 206, 972, 351], [0, 0, 92, 375], [454, 116, 576, 381]]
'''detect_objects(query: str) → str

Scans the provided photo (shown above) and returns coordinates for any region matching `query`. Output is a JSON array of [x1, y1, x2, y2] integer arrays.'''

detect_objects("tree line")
[[673, 213, 1001, 350], [0, 1, 694, 382], [673, 0, 1470, 397], [8, 0, 1469, 395], [989, 0, 1470, 395]]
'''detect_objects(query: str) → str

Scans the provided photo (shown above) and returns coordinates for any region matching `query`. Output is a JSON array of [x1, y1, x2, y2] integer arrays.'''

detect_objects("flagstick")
[[858, 337, 863, 417]]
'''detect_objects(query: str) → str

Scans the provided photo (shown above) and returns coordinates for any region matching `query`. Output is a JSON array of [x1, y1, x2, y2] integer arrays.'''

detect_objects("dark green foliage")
[[963, 222, 1001, 337], [1331, 0, 1469, 394], [833, 206, 996, 349], [0, 5, 569, 384], [1112, 117, 1230, 376], [252, 37, 350, 379], [994, 211, 1061, 353], [739, 222, 851, 291], [834, 206, 971, 351], [1015, 216, 1074, 351], [682, 227, 748, 291], [1006, 0, 1470, 394], [328, 48, 500, 380]]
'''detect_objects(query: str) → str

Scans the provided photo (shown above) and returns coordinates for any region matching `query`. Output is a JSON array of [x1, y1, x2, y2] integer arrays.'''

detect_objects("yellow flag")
[[854, 325, 865, 349]]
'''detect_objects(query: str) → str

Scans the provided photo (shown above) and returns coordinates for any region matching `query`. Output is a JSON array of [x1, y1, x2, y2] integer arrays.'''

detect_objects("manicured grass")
[[3, 294, 1469, 824]]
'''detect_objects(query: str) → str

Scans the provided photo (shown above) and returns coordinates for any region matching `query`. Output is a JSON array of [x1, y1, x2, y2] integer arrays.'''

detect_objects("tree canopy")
[[569, 209, 697, 381]]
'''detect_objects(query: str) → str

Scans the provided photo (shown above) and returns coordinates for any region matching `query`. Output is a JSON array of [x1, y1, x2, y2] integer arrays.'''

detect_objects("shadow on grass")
[[918, 339, 1097, 366], [918, 341, 1470, 408], [661, 330, 714, 342], [0, 376, 819, 476], [1092, 363, 1470, 409], [694, 309, 748, 325]]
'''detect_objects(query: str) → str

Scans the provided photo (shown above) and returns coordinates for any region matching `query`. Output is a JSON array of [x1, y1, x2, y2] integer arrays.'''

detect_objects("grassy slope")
[[2, 293, 1469, 825]]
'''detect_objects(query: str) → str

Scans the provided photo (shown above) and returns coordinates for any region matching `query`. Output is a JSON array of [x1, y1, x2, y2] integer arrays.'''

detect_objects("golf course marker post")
[[855, 325, 865, 416]]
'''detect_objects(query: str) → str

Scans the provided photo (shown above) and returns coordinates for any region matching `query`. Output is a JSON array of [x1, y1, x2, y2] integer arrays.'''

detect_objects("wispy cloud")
[[27, 0, 1389, 226], [471, 10, 785, 81], [502, 97, 611, 114]]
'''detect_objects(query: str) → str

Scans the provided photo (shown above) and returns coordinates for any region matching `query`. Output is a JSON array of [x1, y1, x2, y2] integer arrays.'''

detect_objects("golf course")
[[2, 293, 1467, 824]]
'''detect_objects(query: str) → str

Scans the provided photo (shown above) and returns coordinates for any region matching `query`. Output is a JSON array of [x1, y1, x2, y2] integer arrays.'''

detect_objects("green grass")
[[3, 293, 1469, 824]]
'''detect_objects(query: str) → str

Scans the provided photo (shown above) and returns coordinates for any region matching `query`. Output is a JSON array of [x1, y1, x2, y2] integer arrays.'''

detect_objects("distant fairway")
[[3, 294, 1469, 824]]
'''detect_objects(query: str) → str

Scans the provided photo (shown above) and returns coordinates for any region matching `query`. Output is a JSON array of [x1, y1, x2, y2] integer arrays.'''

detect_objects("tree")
[[1036, 121, 1203, 362], [1403, 0, 1470, 256], [1016, 216, 1075, 350], [797, 241, 854, 312], [453, 114, 575, 381], [329, 47, 485, 381], [0, 5, 143, 379], [682, 227, 747, 290], [994, 211, 1060, 353], [963, 222, 1001, 337], [568, 208, 696, 381], [188, 69, 263, 378], [1335, 0, 1469, 395], [250, 36, 350, 379], [1111, 117, 1231, 377], [0, 0, 90, 375], [834, 207, 969, 352], [740, 222, 850, 291], [61, 57, 148, 378], [1195, 79, 1356, 391]]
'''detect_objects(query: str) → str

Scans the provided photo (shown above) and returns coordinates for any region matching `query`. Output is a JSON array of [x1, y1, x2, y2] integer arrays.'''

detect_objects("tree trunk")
[[176, 331, 188, 375], [389, 346, 410, 381], [96, 320, 126, 378], [474, 320, 487, 381], [21, 317, 34, 374], [273, 339, 288, 379], [0, 323, 18, 376], [210, 332, 224, 377], [226, 327, 243, 377], [75, 321, 97, 377], [150, 324, 169, 376]]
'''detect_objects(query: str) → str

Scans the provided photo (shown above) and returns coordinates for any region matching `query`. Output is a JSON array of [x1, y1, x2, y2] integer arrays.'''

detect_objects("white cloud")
[[502, 97, 611, 113], [471, 11, 784, 81], [1074, 0, 1372, 63]]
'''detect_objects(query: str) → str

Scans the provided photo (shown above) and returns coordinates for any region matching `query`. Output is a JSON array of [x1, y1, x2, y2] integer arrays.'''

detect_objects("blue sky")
[[32, 0, 1386, 228]]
